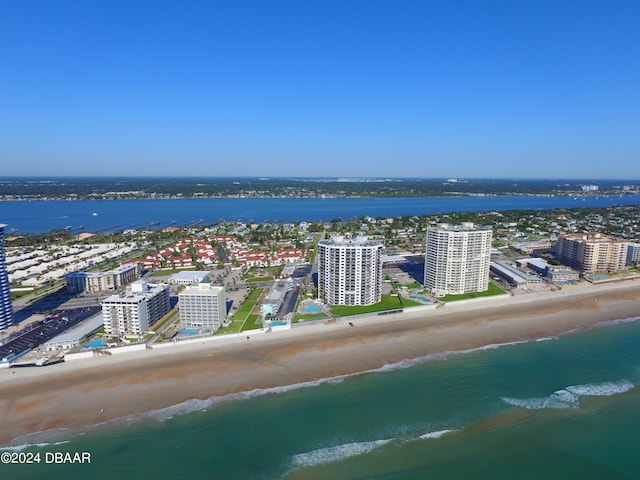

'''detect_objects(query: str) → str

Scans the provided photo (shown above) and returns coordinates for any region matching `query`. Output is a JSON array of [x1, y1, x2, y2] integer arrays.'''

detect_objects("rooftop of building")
[[560, 232, 627, 243], [491, 260, 541, 284], [429, 222, 493, 232], [44, 313, 104, 345], [519, 258, 549, 269], [169, 270, 210, 281], [263, 278, 293, 305], [103, 281, 167, 303], [180, 283, 224, 295], [66, 261, 138, 278], [319, 235, 383, 247]]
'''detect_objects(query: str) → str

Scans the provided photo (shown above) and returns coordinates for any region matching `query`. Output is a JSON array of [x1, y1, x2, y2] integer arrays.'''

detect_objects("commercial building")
[[178, 279, 226, 332], [556, 232, 628, 274], [424, 223, 493, 296], [169, 270, 210, 286], [491, 260, 543, 287], [510, 239, 554, 255], [44, 314, 105, 352], [102, 280, 170, 336], [317, 236, 383, 306], [66, 262, 141, 293], [518, 258, 580, 283], [546, 265, 581, 282], [261, 278, 294, 318], [0, 224, 14, 331]]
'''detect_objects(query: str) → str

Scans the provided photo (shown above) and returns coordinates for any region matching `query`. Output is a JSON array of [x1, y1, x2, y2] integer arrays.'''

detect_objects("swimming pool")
[[301, 304, 322, 313], [180, 329, 200, 335], [87, 339, 106, 349], [409, 295, 432, 303], [270, 321, 287, 327]]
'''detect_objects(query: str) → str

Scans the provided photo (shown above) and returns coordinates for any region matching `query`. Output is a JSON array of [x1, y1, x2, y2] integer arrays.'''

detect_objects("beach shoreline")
[[1, 280, 639, 447]]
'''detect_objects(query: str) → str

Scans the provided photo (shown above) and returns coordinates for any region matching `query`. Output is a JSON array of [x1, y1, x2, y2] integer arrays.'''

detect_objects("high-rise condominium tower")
[[424, 223, 492, 297], [556, 232, 628, 274], [317, 236, 383, 306], [0, 224, 14, 331]]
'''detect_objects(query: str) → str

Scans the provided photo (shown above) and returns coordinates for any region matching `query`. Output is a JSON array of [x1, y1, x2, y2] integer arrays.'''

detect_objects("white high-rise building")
[[178, 279, 226, 332], [0, 224, 14, 331], [424, 223, 493, 297], [102, 280, 170, 336], [317, 236, 383, 306]]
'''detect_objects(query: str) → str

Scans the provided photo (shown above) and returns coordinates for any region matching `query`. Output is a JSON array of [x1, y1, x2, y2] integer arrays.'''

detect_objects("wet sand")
[[1, 281, 639, 446]]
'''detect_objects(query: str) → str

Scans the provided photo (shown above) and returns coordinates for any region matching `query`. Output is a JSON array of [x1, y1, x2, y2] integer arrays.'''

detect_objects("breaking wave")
[[291, 439, 393, 468], [566, 380, 634, 397], [289, 426, 459, 471], [419, 429, 458, 439], [1, 427, 71, 451], [502, 380, 635, 410]]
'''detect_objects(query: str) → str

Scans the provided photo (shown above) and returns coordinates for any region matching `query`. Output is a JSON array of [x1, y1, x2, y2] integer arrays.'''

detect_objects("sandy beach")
[[1, 280, 639, 447]]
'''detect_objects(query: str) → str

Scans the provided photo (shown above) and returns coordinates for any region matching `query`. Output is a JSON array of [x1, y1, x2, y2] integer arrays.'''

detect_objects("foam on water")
[[1, 440, 71, 452], [4, 428, 72, 450], [289, 426, 459, 472], [502, 389, 580, 410], [368, 339, 531, 375], [566, 380, 635, 397], [535, 336, 558, 342], [90, 376, 354, 430], [595, 316, 640, 329], [502, 379, 635, 410], [419, 429, 458, 439], [291, 438, 393, 468]]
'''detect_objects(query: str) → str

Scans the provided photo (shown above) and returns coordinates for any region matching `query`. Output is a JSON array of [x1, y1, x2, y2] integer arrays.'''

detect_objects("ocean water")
[[2, 194, 640, 234], [3, 318, 640, 479]]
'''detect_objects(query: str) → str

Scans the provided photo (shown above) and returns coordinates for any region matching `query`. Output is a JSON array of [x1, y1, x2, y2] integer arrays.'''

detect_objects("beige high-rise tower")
[[556, 232, 628, 274]]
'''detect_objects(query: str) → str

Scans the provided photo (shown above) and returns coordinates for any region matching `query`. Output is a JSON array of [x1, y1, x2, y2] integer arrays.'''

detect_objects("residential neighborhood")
[[2, 204, 639, 367]]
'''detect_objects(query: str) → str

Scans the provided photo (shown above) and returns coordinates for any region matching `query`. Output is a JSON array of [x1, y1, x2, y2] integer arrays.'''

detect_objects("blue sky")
[[1, 0, 639, 179]]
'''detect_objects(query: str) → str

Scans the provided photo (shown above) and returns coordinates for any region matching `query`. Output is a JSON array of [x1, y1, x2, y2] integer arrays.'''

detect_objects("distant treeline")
[[0, 177, 637, 199]]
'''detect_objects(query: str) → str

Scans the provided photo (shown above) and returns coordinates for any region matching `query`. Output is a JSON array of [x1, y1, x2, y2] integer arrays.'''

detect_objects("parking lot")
[[0, 306, 100, 361]]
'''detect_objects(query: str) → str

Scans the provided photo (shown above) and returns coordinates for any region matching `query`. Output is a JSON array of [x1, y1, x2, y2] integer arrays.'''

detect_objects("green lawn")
[[293, 312, 328, 323], [150, 309, 179, 332], [216, 320, 244, 334], [440, 281, 507, 302], [216, 288, 264, 335], [329, 295, 422, 317], [245, 276, 274, 283], [241, 314, 262, 331], [233, 288, 264, 321], [11, 290, 33, 300]]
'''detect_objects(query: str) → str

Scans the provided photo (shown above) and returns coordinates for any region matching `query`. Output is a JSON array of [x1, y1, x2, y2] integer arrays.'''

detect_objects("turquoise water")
[[85, 339, 106, 349], [409, 295, 431, 303], [301, 305, 322, 313], [270, 321, 288, 326], [4, 318, 640, 479], [179, 329, 200, 335]]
